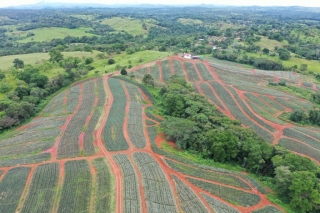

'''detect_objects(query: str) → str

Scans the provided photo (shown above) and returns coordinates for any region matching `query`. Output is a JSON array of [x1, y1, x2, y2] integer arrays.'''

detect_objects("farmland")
[[0, 59, 285, 212]]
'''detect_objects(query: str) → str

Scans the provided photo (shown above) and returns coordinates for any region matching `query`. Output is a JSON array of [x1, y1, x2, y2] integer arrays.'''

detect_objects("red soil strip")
[[16, 166, 35, 211], [147, 66, 151, 74], [79, 132, 85, 151], [169, 58, 175, 75], [52, 161, 65, 213], [298, 80, 302, 86], [252, 69, 257, 74], [312, 84, 317, 90], [157, 60, 164, 82], [274, 76, 280, 82], [95, 75, 123, 213], [192, 61, 204, 82]]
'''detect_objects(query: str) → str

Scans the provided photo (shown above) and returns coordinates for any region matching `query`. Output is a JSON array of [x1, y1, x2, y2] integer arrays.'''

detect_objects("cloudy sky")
[[1, 0, 320, 7]]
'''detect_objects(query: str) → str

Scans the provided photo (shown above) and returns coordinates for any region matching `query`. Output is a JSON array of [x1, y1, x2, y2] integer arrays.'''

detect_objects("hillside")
[[0, 59, 284, 213]]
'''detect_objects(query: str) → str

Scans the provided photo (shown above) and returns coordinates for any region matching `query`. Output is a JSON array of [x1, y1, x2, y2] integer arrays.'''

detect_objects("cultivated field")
[[0, 58, 284, 212]]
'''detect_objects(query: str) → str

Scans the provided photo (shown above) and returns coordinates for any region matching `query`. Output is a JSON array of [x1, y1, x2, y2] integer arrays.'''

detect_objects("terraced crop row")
[[209, 81, 274, 142], [133, 152, 178, 213], [103, 78, 129, 151], [302, 81, 313, 88], [274, 97, 303, 111], [114, 154, 140, 213], [289, 99, 313, 109], [165, 159, 250, 189], [244, 93, 276, 114], [83, 79, 106, 155], [146, 119, 156, 125], [283, 128, 320, 150], [172, 60, 185, 77], [292, 126, 320, 141], [0, 167, 31, 213], [227, 87, 275, 132], [21, 163, 59, 213], [27, 118, 66, 131], [145, 106, 164, 123], [149, 64, 160, 81], [0, 153, 51, 167], [58, 81, 96, 158], [199, 82, 225, 110], [188, 178, 261, 207], [162, 60, 172, 82], [92, 158, 113, 213], [252, 206, 281, 213], [171, 175, 208, 213], [260, 96, 285, 111], [184, 62, 200, 82], [57, 160, 92, 213], [66, 85, 80, 114], [202, 193, 239, 213], [196, 63, 214, 81], [137, 67, 148, 75], [279, 138, 320, 161], [124, 82, 147, 148], [42, 90, 67, 115]]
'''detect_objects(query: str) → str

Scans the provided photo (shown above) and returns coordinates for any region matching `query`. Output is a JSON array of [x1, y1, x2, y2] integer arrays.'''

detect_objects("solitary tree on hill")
[[121, 68, 127, 75], [13, 58, 24, 68]]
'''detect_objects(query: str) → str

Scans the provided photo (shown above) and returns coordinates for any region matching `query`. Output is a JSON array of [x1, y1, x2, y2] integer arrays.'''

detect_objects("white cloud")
[[1, 0, 320, 7]]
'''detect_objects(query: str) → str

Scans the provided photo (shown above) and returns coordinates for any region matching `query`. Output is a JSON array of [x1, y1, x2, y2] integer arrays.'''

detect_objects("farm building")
[[182, 53, 192, 59]]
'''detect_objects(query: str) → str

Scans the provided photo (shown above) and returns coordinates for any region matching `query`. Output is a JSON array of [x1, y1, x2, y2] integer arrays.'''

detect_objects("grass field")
[[7, 27, 95, 43], [178, 18, 203, 25], [0, 51, 100, 71], [255, 36, 284, 50], [100, 17, 156, 36]]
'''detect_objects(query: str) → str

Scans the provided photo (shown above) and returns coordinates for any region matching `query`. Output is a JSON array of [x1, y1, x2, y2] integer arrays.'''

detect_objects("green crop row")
[[279, 137, 320, 161], [0, 167, 30, 213], [145, 106, 164, 123], [172, 59, 185, 77], [102, 78, 129, 151], [209, 81, 274, 142], [201, 193, 239, 213], [165, 159, 250, 189], [149, 64, 160, 81], [188, 178, 261, 207], [171, 175, 208, 213], [66, 85, 80, 114], [196, 63, 214, 81], [283, 128, 320, 150], [200, 82, 225, 110], [244, 93, 276, 115], [42, 90, 67, 116], [162, 60, 173, 83], [0, 153, 51, 167], [147, 126, 267, 194], [292, 126, 320, 141], [252, 206, 282, 213], [289, 98, 313, 109], [184, 62, 200, 82], [274, 97, 303, 111], [21, 163, 59, 213], [92, 158, 113, 213], [124, 82, 146, 148], [57, 160, 92, 213], [133, 152, 178, 213], [302, 81, 313, 88], [228, 86, 275, 132], [114, 154, 140, 213], [146, 119, 157, 125], [111, 76, 156, 104], [260, 96, 285, 111], [137, 67, 148, 75]]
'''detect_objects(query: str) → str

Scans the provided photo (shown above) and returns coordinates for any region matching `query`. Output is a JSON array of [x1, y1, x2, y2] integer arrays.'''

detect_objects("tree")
[[49, 49, 64, 63], [289, 171, 320, 213], [289, 110, 308, 123], [206, 130, 239, 162], [30, 74, 48, 88], [0, 72, 5, 80], [85, 57, 94, 64], [262, 48, 270, 54], [120, 68, 127, 75], [300, 64, 308, 71], [108, 58, 115, 65], [13, 58, 24, 68], [278, 48, 291, 60], [142, 74, 155, 87]]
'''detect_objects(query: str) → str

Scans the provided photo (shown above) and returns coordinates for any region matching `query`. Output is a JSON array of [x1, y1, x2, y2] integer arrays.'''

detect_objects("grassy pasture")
[[100, 17, 156, 36], [255, 36, 284, 50], [7, 27, 95, 43], [178, 18, 203, 25], [0, 51, 100, 71]]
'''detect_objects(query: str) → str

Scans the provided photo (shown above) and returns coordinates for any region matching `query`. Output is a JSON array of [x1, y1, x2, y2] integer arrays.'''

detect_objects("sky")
[[1, 0, 320, 8]]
